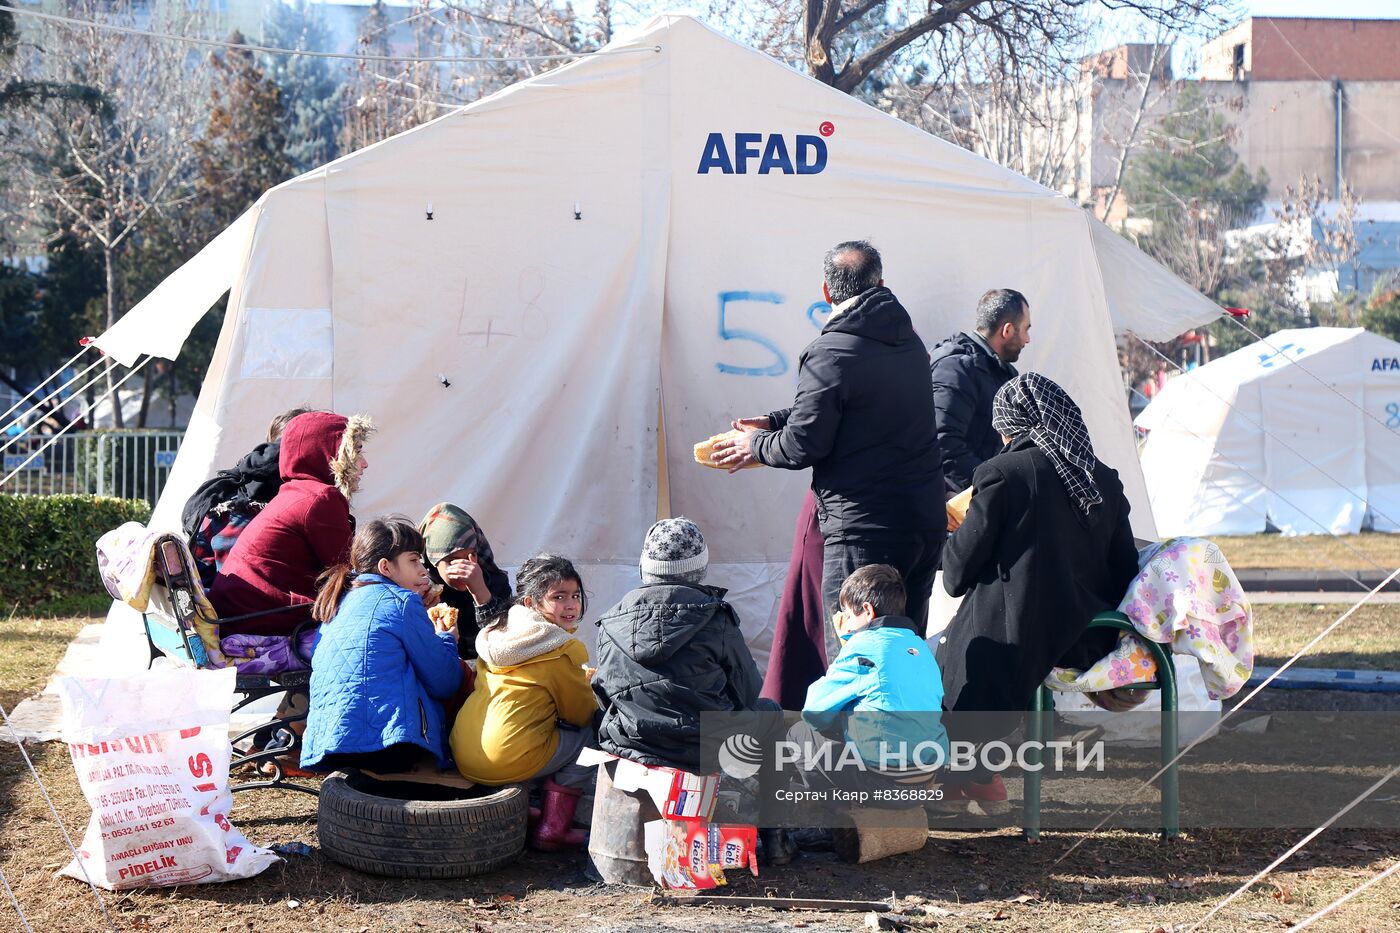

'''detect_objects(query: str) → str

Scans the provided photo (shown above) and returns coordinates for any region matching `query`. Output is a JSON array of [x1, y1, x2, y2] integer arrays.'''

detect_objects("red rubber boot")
[[530, 778, 587, 851]]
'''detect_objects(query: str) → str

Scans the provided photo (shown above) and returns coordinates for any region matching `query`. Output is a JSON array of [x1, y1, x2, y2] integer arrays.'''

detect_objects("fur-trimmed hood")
[[279, 411, 376, 499], [476, 604, 579, 670]]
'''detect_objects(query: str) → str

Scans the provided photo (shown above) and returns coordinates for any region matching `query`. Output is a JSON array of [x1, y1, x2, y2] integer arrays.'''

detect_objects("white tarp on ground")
[[93, 14, 1220, 668], [1137, 327, 1400, 537]]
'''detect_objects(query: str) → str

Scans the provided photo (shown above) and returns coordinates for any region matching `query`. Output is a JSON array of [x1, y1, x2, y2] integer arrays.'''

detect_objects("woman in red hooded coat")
[[210, 411, 375, 637]]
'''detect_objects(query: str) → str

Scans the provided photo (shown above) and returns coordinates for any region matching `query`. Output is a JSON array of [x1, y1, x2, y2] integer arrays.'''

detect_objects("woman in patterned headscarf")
[[933, 374, 1141, 811], [419, 503, 513, 659]]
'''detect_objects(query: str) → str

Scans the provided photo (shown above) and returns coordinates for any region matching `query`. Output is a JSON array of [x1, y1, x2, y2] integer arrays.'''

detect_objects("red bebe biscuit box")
[[709, 823, 758, 872], [656, 821, 758, 889]]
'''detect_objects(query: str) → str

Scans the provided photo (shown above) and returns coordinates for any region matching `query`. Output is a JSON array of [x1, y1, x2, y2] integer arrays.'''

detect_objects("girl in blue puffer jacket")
[[301, 518, 464, 773]]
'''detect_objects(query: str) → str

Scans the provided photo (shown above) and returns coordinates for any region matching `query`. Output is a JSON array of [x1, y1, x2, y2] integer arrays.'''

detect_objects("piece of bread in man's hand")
[[945, 486, 974, 524], [694, 429, 764, 470]]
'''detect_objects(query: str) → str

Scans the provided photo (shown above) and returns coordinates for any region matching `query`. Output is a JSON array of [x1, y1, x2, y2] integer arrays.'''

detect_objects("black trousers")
[[318, 742, 425, 774], [819, 531, 945, 664]]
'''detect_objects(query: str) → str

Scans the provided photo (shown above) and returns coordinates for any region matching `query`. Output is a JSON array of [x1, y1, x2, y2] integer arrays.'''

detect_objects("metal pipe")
[[1334, 77, 1344, 196]]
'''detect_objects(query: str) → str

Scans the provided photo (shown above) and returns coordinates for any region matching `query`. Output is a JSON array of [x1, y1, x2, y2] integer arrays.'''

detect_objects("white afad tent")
[[94, 14, 1220, 667], [1137, 327, 1400, 537]]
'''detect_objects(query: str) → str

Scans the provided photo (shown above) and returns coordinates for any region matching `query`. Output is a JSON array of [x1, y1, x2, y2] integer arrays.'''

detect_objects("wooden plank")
[[655, 893, 895, 912]]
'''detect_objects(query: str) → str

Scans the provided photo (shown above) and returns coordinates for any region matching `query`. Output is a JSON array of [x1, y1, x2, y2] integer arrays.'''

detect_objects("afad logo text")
[[698, 122, 835, 175]]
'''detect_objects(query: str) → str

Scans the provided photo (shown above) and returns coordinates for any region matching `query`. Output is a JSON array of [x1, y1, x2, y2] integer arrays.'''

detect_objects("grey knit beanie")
[[640, 517, 708, 585]]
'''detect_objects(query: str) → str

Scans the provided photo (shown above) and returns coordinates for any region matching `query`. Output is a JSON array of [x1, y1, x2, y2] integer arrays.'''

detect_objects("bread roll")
[[693, 429, 764, 470], [428, 603, 459, 630], [945, 486, 974, 524]]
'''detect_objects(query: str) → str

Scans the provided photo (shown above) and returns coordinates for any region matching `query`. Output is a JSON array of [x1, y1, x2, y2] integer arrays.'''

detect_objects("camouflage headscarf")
[[419, 502, 500, 569]]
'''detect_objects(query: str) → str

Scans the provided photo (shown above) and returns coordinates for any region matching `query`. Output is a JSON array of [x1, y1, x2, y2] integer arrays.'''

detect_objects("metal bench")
[[1022, 610, 1178, 841], [141, 533, 319, 797]]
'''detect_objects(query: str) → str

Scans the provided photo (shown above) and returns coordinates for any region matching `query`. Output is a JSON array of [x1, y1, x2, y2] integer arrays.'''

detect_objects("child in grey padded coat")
[[591, 518, 768, 774]]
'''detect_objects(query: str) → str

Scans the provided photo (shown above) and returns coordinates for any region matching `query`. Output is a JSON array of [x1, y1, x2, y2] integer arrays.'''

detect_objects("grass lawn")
[[1216, 532, 1400, 572], [0, 614, 90, 713], [1252, 602, 1400, 670], [4, 612, 1400, 931]]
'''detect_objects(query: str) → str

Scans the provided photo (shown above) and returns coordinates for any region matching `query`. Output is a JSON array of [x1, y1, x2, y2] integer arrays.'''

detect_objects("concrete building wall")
[[1200, 21, 1253, 82], [1079, 78, 1400, 207], [1081, 43, 1172, 81]]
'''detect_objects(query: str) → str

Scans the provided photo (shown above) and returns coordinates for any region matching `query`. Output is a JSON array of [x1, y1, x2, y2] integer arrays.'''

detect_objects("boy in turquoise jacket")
[[789, 564, 948, 798]]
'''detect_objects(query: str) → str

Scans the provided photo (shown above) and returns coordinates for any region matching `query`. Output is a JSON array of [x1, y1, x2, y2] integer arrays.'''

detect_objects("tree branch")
[[833, 0, 983, 94]]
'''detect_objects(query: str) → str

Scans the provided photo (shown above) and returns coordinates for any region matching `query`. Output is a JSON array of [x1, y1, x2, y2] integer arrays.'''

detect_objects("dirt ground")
[[4, 738, 1400, 933], [5, 586, 1400, 933]]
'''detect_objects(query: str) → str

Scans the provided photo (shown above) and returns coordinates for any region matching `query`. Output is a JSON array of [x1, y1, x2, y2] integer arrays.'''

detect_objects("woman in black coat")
[[937, 374, 1141, 748]]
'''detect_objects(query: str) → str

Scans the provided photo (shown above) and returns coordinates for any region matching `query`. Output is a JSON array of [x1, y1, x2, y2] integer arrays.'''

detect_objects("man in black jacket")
[[713, 241, 944, 661], [928, 289, 1028, 506]]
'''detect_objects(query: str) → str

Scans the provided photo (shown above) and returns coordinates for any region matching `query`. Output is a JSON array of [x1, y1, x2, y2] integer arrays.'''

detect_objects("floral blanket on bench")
[[1047, 537, 1254, 701]]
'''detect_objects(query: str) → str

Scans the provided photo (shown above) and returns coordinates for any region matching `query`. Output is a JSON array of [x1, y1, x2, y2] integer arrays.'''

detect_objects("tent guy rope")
[[0, 702, 115, 932], [0, 352, 106, 444], [1053, 563, 1400, 866], [1286, 857, 1400, 931], [0, 347, 89, 428], [0, 4, 662, 64], [0, 357, 152, 488], [0, 864, 35, 933], [1186, 762, 1400, 931], [1262, 17, 1400, 151], [0, 356, 143, 461], [1220, 312, 1400, 441]]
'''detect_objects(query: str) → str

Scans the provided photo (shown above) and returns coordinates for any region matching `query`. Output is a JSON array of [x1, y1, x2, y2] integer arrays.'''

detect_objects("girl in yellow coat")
[[451, 555, 597, 850]]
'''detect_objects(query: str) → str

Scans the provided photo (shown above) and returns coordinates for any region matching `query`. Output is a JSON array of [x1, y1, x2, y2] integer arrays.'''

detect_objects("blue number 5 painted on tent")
[[716, 291, 788, 376]]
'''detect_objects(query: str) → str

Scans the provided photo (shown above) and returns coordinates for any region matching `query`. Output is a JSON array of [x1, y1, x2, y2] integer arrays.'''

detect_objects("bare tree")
[[5, 0, 209, 428], [1148, 202, 1230, 297], [340, 0, 601, 155], [701, 0, 1221, 96], [1273, 173, 1362, 293], [340, 0, 443, 154], [1091, 33, 1175, 222], [879, 17, 1097, 191]]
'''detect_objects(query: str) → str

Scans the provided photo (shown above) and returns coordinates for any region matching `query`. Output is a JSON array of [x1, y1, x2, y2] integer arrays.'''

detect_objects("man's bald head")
[[823, 240, 883, 305]]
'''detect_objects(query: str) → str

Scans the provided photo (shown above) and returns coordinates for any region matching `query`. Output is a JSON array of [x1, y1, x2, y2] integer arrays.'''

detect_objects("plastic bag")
[[56, 667, 278, 889]]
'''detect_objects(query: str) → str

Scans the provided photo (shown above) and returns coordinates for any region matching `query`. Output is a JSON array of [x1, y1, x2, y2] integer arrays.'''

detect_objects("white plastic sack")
[[56, 667, 278, 889], [1054, 655, 1223, 748]]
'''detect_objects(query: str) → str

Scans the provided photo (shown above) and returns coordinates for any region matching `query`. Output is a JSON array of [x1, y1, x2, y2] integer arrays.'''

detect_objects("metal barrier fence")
[[0, 430, 185, 506]]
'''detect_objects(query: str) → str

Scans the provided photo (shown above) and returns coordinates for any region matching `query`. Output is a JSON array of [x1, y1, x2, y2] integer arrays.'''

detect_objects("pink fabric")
[[760, 491, 827, 708]]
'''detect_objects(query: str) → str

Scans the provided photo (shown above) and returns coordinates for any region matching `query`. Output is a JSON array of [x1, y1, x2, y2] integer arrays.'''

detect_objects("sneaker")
[[931, 775, 1011, 816]]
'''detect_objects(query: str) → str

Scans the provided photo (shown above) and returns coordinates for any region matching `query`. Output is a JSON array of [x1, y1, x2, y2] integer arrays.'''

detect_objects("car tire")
[[317, 770, 527, 878]]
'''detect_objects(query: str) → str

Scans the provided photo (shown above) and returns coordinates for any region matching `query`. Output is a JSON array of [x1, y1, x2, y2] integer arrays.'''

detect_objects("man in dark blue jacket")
[[928, 289, 1029, 505], [713, 241, 944, 662]]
